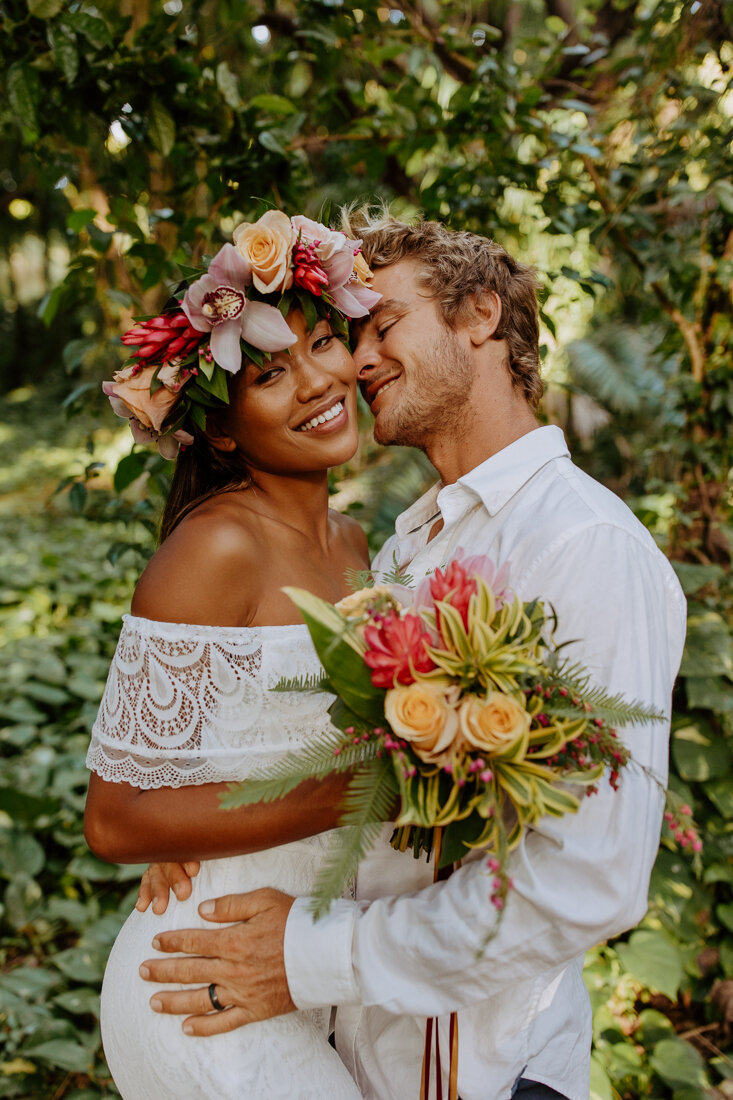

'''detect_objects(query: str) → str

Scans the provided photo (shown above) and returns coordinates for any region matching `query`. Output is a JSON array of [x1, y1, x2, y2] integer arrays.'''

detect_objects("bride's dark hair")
[[159, 398, 251, 543]]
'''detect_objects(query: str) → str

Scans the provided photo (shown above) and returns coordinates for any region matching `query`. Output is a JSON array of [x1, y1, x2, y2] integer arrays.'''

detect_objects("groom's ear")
[[466, 291, 502, 347]]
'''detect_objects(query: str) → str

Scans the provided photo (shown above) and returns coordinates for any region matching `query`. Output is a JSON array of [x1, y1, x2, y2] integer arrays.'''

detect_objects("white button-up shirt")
[[284, 426, 686, 1100]]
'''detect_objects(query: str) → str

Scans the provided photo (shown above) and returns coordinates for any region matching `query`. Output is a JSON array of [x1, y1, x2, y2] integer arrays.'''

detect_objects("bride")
[[84, 210, 380, 1098]]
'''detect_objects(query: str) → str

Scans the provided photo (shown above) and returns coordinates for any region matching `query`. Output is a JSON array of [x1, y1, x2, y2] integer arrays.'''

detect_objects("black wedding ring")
[[208, 982, 226, 1011]]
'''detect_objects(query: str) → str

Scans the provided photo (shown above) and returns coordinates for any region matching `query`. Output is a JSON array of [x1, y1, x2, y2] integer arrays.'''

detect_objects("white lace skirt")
[[101, 841, 362, 1099]]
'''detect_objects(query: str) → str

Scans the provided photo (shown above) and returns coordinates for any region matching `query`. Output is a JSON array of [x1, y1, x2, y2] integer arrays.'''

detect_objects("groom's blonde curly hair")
[[341, 203, 543, 409]]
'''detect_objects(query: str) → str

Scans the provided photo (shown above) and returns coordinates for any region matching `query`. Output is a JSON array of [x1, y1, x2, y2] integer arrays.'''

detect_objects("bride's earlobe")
[[206, 428, 238, 453]]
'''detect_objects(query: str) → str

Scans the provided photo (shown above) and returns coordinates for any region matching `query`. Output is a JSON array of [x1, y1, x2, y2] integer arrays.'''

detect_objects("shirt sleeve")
[[284, 524, 686, 1015]]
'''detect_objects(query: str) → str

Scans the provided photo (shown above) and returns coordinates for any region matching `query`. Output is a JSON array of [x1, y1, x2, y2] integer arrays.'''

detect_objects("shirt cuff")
[[283, 896, 361, 1010]]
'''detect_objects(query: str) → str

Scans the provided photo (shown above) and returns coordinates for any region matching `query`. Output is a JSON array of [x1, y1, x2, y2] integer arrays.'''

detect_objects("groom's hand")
[[139, 888, 297, 1035]]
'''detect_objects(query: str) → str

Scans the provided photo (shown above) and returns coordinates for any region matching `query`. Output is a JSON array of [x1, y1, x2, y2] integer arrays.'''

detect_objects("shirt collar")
[[395, 426, 570, 537]]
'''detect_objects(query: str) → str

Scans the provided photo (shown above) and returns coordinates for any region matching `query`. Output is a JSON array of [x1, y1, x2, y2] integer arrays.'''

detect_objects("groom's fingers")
[[140, 952, 228, 985], [196, 887, 290, 924], [150, 985, 225, 1017], [184, 1005, 252, 1036]]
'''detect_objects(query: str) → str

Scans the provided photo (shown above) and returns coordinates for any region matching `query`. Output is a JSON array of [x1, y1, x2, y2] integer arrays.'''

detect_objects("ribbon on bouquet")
[[420, 828, 460, 1100]]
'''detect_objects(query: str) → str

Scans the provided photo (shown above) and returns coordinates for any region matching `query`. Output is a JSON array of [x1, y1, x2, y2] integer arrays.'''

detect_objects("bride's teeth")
[[297, 400, 344, 431]]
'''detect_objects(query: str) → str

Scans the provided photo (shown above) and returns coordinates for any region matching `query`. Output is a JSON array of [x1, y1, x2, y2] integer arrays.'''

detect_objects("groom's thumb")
[[198, 887, 291, 924]]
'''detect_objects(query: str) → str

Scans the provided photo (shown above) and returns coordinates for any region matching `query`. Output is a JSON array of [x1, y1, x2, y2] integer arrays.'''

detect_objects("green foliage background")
[[1, 0, 731, 1096]]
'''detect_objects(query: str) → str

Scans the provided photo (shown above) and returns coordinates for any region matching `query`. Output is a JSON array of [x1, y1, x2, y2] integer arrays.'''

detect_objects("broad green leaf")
[[672, 722, 732, 782], [52, 988, 100, 1016], [672, 562, 724, 595], [635, 1008, 675, 1047], [717, 902, 733, 933], [706, 779, 733, 818], [114, 451, 147, 493], [48, 24, 78, 84], [0, 830, 45, 878], [66, 208, 97, 233], [27, 0, 64, 16], [64, 10, 112, 48], [52, 947, 107, 983], [685, 676, 733, 714], [23, 1039, 92, 1074], [259, 130, 288, 157], [149, 99, 176, 155], [681, 610, 733, 678], [615, 928, 684, 999], [216, 61, 241, 108], [589, 1054, 613, 1100], [7, 62, 40, 138], [250, 93, 297, 114], [649, 1037, 707, 1089], [4, 874, 43, 929]]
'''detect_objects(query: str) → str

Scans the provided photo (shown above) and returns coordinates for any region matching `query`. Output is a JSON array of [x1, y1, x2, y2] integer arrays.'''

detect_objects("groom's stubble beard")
[[373, 330, 477, 451]]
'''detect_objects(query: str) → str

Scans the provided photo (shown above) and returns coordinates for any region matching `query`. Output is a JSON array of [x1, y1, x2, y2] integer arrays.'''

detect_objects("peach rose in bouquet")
[[385, 680, 459, 764], [458, 692, 531, 758]]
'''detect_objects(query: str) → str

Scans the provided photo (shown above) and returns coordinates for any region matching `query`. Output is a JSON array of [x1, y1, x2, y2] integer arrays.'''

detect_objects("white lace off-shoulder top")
[[86, 614, 334, 789]]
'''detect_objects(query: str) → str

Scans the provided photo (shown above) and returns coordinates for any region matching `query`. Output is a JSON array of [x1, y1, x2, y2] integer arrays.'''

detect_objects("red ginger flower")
[[292, 241, 329, 297], [121, 310, 205, 366], [363, 611, 436, 688], [429, 559, 477, 628]]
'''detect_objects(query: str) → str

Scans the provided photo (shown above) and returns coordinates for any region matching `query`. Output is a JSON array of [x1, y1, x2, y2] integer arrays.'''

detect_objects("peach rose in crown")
[[103, 363, 178, 433], [233, 210, 295, 295], [385, 681, 459, 764], [458, 693, 531, 758]]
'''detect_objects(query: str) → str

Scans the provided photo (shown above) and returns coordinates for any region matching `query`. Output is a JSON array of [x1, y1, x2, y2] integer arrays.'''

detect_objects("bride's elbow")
[[84, 806, 122, 862], [84, 776, 139, 863]]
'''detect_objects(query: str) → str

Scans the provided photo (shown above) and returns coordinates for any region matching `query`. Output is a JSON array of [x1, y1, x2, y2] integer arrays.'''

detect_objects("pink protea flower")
[[363, 611, 437, 688], [182, 244, 296, 373], [412, 550, 513, 626], [120, 310, 204, 365]]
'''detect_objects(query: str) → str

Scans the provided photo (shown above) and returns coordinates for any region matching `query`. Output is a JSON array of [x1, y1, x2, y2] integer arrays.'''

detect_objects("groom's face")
[[352, 260, 474, 449]]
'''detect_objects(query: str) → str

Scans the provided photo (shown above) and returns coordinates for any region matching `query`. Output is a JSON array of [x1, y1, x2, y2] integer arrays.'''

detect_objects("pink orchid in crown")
[[182, 244, 296, 373]]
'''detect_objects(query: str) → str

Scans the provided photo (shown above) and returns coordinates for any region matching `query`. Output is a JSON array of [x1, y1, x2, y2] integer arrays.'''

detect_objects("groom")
[[138, 211, 686, 1100]]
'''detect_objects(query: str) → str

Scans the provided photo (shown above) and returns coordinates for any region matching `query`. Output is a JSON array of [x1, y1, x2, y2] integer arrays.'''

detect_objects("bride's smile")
[[220, 311, 360, 478]]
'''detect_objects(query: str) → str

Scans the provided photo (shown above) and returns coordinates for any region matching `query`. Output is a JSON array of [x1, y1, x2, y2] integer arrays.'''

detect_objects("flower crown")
[[103, 210, 380, 458]]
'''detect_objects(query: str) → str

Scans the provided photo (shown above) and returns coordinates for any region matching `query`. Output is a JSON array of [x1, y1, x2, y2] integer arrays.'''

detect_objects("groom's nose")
[[352, 336, 380, 382]]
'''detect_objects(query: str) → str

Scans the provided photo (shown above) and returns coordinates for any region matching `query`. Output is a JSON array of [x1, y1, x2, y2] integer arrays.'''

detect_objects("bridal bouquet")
[[223, 551, 662, 919]]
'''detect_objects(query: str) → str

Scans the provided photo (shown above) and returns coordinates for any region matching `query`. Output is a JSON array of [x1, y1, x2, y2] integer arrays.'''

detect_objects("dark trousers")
[[512, 1080, 569, 1099]]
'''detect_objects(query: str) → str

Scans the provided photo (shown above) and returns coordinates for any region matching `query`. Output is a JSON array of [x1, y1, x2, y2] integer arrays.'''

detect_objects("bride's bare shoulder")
[[131, 494, 260, 627]]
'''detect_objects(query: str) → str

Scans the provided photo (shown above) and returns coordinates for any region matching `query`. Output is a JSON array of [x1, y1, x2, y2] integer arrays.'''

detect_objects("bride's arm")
[[84, 770, 349, 864]]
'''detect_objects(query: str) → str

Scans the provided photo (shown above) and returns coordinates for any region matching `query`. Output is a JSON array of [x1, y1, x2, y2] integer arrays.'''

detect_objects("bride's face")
[[221, 309, 359, 476]]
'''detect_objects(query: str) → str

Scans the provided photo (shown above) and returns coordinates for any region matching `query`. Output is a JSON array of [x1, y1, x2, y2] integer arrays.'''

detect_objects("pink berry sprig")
[[663, 803, 703, 853], [486, 857, 512, 911]]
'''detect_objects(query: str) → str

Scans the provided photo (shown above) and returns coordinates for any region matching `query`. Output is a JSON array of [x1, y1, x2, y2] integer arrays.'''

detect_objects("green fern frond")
[[308, 757, 399, 918], [545, 661, 665, 726], [220, 736, 380, 809], [344, 567, 376, 592], [271, 673, 331, 693], [379, 551, 414, 587]]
